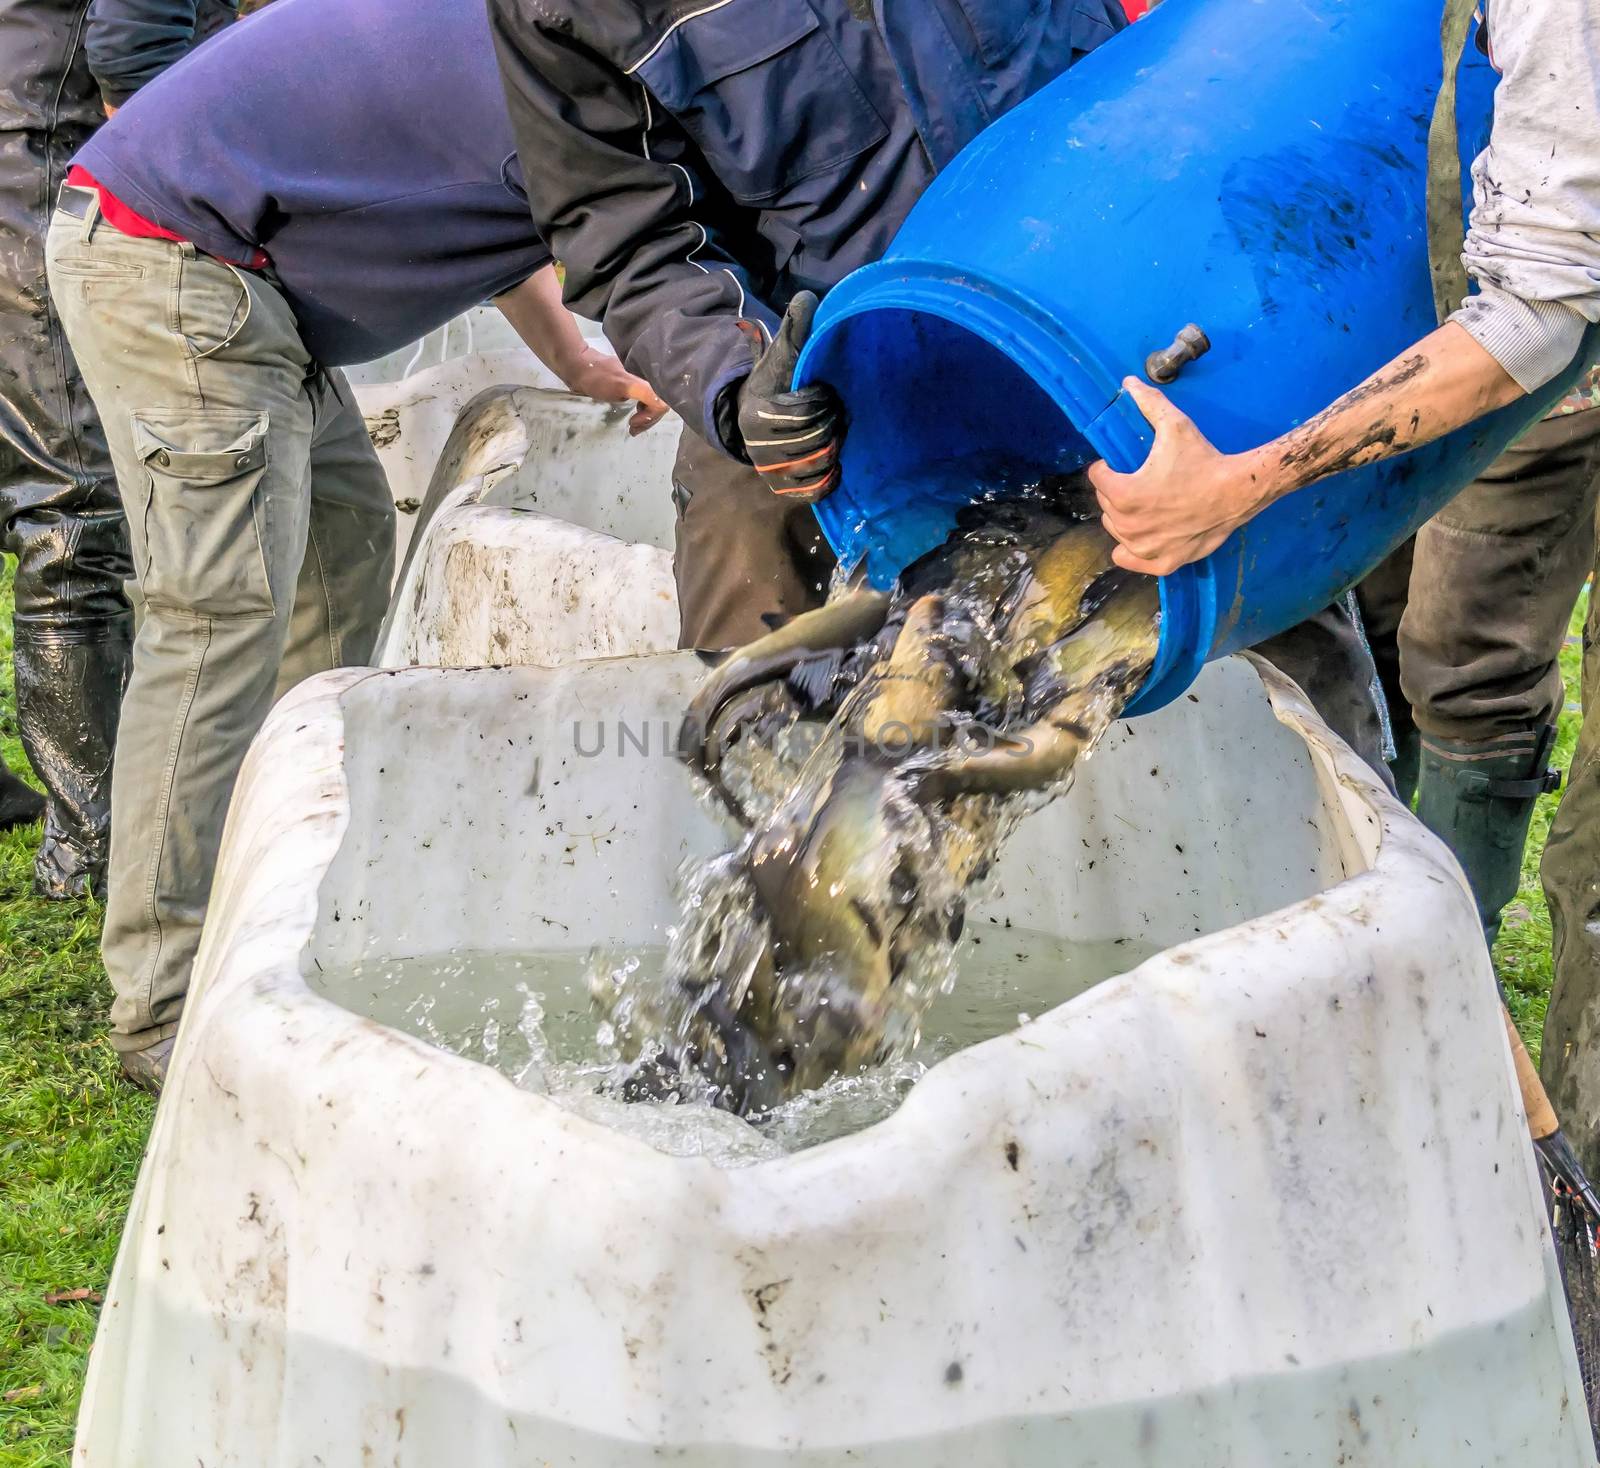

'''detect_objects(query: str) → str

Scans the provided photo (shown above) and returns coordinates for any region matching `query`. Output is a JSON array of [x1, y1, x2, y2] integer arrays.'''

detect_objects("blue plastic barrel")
[[796, 0, 1598, 714]]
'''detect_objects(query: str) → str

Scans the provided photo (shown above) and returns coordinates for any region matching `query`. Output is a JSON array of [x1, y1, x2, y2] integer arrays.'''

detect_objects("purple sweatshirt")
[[76, 0, 551, 365]]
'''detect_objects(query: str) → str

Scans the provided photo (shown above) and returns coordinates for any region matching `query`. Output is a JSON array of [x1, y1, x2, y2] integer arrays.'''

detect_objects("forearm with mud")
[[1230, 323, 1523, 515]]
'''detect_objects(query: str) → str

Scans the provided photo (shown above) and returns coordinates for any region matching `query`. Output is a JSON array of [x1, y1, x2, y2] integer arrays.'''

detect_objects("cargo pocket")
[[48, 258, 146, 282], [637, 0, 888, 204], [131, 410, 275, 618], [48, 252, 150, 305]]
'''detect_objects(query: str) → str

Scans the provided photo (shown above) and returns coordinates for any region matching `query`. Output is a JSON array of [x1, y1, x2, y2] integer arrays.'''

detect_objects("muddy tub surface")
[[360, 331, 683, 670], [72, 646, 1590, 1466]]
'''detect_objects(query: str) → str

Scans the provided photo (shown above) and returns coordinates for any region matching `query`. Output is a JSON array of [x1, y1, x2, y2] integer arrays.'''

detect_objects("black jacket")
[[86, 0, 237, 109], [490, 0, 1127, 451]]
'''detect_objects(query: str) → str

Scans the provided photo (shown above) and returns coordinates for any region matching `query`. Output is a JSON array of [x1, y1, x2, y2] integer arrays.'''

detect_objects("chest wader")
[[0, 0, 233, 898], [0, 0, 129, 897], [1418, 0, 1562, 949]]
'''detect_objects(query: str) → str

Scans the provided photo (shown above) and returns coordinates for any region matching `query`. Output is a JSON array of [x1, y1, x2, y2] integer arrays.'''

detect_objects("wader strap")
[[1458, 724, 1565, 800], [1427, 0, 1479, 324], [1468, 767, 1565, 800]]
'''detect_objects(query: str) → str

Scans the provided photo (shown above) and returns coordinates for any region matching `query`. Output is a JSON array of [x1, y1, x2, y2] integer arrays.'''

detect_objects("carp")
[[599, 487, 1161, 1115]]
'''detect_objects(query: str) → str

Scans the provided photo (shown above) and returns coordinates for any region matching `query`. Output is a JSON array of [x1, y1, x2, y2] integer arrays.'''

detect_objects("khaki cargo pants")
[[46, 196, 395, 1054]]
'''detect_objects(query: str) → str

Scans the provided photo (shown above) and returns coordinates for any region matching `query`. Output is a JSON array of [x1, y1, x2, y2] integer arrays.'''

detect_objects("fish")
[[600, 481, 1161, 1115]]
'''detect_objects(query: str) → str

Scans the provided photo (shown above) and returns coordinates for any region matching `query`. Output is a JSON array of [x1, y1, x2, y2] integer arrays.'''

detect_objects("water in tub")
[[311, 483, 1167, 1163], [309, 928, 1163, 1166]]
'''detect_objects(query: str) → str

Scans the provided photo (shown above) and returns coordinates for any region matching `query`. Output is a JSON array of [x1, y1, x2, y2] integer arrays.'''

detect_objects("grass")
[[0, 567, 154, 1468], [0, 564, 1585, 1463], [1496, 586, 1589, 1058]]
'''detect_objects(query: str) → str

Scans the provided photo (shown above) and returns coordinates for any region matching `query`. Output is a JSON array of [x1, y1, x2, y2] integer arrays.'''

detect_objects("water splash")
[[599, 486, 1161, 1116]]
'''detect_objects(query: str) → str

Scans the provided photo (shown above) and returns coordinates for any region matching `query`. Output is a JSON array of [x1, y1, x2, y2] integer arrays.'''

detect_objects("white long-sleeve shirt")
[[1449, 0, 1600, 394]]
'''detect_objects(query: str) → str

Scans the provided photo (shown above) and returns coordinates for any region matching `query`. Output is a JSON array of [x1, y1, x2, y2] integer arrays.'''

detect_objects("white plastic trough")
[[352, 311, 684, 671], [349, 308, 567, 573], [75, 644, 1592, 1464], [372, 383, 681, 670], [350, 307, 679, 611]]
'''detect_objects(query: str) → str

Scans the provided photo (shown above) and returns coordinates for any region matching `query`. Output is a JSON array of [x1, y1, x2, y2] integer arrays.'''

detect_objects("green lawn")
[[0, 569, 154, 1468], [0, 564, 1586, 1463]]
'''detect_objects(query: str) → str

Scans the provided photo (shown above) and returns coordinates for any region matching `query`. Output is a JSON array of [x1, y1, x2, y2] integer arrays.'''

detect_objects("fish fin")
[[787, 649, 847, 710], [1077, 566, 1135, 620], [1016, 651, 1067, 717]]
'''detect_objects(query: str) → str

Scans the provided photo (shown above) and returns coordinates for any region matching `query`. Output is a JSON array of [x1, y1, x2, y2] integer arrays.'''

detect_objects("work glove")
[[733, 292, 845, 504]]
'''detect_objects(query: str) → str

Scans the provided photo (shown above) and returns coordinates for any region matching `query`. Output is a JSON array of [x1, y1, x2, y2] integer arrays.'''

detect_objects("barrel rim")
[[797, 259, 1219, 713]]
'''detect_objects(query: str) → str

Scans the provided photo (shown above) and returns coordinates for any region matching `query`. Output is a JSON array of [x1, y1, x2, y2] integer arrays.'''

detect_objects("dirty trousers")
[[1548, 554, 1600, 1175], [1356, 408, 1600, 1171], [1465, 410, 1600, 1170], [47, 206, 395, 1052], [670, 427, 836, 650], [1360, 409, 1600, 745], [670, 429, 1388, 778]]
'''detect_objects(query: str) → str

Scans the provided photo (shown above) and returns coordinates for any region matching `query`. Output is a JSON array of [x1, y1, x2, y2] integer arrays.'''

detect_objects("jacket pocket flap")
[[639, 0, 820, 106]]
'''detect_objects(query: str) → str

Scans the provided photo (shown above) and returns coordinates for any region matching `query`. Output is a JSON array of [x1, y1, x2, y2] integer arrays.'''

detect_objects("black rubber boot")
[[15, 619, 131, 899], [1415, 725, 1562, 947], [0, 752, 45, 831]]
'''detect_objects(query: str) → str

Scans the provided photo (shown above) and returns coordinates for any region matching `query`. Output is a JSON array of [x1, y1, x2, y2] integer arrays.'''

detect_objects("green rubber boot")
[[1415, 726, 1562, 948]]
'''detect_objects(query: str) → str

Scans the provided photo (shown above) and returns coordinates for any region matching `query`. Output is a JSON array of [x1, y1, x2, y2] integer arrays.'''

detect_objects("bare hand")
[[1088, 378, 1273, 576], [563, 348, 669, 436]]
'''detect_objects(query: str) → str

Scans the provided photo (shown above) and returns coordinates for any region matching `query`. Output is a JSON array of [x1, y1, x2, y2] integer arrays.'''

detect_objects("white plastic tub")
[[372, 382, 682, 669], [350, 307, 671, 592], [350, 312, 558, 572], [74, 649, 1592, 1465]]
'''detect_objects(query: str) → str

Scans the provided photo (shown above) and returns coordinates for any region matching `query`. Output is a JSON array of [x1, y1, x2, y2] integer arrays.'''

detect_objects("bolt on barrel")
[[1145, 324, 1211, 384]]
